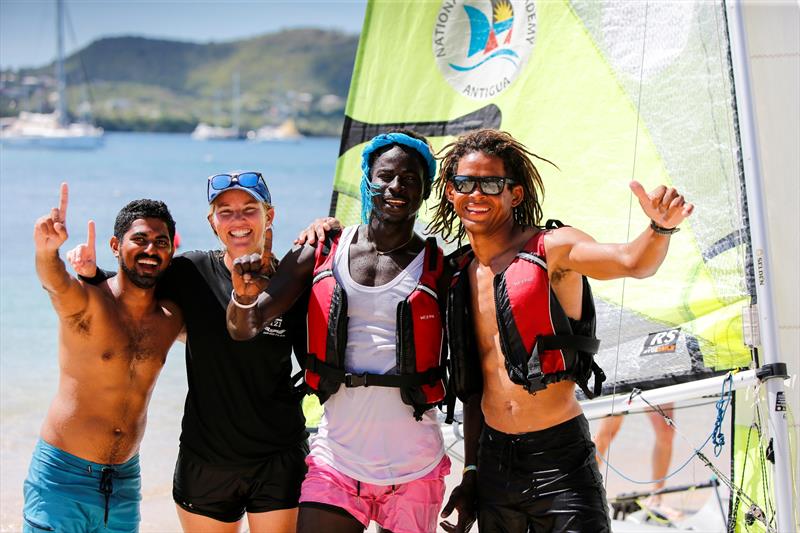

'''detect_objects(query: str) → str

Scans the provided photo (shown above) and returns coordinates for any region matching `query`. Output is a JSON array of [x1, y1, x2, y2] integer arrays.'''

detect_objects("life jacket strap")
[[536, 334, 600, 354], [524, 334, 603, 396], [306, 357, 444, 388]]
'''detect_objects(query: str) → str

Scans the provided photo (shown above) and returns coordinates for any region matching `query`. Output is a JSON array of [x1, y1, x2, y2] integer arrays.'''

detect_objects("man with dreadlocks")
[[433, 129, 694, 533], [227, 130, 451, 533]]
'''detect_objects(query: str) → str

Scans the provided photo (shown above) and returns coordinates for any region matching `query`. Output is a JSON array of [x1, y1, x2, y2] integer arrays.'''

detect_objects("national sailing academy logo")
[[433, 0, 536, 100]]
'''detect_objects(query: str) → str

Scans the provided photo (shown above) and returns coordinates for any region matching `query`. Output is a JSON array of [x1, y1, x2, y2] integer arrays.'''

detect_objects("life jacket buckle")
[[345, 372, 368, 387]]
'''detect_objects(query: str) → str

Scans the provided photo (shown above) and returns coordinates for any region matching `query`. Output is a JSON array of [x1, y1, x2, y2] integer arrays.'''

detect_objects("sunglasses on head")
[[451, 175, 516, 195], [207, 172, 271, 203]]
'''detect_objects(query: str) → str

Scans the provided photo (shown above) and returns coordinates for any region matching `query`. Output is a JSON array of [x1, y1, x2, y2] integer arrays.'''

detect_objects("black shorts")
[[173, 442, 309, 523], [477, 415, 610, 533]]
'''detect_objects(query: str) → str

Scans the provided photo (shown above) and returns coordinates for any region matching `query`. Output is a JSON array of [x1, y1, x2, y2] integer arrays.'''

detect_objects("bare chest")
[[62, 305, 174, 371]]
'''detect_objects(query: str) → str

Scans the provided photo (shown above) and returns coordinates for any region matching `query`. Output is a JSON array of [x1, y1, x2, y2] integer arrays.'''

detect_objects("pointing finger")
[[87, 220, 96, 250], [58, 182, 69, 223]]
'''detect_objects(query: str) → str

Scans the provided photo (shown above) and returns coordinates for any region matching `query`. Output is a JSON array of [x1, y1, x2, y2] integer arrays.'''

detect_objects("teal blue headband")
[[359, 133, 437, 223]]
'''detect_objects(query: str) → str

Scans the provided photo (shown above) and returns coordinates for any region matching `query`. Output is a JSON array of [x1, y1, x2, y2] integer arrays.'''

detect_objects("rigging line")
[[598, 431, 713, 485], [64, 2, 96, 110], [599, 376, 732, 485], [607, 397, 723, 417], [752, 382, 778, 526], [635, 374, 774, 528], [603, 0, 650, 491]]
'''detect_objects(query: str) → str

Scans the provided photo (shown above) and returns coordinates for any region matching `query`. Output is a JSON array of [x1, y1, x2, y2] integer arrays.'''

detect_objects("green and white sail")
[[332, 1, 798, 530], [333, 0, 751, 390]]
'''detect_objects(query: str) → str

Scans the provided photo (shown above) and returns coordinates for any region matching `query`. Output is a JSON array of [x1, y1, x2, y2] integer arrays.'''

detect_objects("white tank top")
[[309, 225, 445, 484]]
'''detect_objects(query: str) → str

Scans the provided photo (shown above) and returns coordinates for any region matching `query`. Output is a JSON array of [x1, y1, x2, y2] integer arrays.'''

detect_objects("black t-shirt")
[[156, 250, 308, 464]]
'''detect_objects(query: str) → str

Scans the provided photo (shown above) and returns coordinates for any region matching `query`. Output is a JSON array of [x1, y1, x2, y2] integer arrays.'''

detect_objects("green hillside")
[[0, 30, 359, 135]]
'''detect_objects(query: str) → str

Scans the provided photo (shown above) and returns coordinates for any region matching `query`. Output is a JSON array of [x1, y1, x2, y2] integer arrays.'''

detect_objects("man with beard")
[[24, 184, 183, 533]]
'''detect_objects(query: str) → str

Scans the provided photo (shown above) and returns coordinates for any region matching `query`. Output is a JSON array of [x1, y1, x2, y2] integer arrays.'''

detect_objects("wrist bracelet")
[[463, 464, 478, 475], [231, 289, 258, 309], [650, 219, 680, 235]]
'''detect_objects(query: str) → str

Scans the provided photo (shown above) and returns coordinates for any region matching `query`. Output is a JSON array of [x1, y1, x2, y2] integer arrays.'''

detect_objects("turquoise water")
[[0, 133, 339, 530]]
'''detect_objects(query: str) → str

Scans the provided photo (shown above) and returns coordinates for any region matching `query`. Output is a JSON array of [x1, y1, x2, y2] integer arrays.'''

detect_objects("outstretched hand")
[[439, 477, 477, 533], [34, 183, 70, 254], [630, 181, 694, 230], [66, 220, 97, 277], [294, 216, 341, 246]]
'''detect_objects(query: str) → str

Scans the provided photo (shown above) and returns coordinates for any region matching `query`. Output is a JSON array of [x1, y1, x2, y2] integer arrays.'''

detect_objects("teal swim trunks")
[[23, 439, 141, 533]]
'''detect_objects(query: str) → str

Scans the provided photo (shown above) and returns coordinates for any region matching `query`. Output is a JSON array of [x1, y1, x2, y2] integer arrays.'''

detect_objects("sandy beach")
[[3, 335, 730, 533]]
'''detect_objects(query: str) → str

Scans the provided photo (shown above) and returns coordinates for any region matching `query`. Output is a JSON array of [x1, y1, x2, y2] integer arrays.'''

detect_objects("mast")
[[726, 1, 796, 531], [55, 0, 67, 127], [232, 72, 241, 136]]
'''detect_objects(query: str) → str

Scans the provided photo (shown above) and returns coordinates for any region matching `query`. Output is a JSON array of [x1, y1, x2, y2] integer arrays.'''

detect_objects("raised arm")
[[227, 243, 317, 340], [34, 183, 91, 316], [547, 181, 694, 280]]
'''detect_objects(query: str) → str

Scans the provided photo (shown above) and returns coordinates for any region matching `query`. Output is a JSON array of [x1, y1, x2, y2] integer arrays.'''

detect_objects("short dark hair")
[[113, 199, 176, 242], [368, 128, 434, 200], [427, 129, 555, 243]]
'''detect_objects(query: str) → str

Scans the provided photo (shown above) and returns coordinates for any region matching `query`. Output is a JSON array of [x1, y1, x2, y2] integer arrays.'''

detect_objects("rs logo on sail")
[[640, 328, 681, 356]]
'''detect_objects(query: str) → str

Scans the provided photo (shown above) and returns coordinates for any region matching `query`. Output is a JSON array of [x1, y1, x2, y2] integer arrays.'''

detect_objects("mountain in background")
[[0, 29, 359, 136]]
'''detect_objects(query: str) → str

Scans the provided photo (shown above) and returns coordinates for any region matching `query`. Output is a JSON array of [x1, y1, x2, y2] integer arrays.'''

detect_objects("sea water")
[[0, 133, 339, 531], [0, 133, 734, 531]]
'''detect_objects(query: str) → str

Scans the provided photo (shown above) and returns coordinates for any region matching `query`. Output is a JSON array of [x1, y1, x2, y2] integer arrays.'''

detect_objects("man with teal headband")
[[227, 130, 452, 533], [357, 131, 438, 223]]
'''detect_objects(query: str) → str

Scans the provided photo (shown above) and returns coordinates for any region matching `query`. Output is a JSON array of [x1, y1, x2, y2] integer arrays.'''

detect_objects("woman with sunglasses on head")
[[227, 131, 451, 533], [69, 172, 316, 533]]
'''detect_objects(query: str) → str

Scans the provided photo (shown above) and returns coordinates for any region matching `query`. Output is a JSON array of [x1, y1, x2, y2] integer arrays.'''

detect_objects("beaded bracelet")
[[650, 219, 680, 235]]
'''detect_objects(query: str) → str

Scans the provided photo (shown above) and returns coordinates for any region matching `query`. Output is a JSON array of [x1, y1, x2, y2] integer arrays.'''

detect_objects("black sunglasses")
[[451, 175, 516, 195]]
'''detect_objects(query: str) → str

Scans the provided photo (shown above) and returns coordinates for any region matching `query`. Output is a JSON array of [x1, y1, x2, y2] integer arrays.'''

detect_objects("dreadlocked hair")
[[426, 129, 555, 244]]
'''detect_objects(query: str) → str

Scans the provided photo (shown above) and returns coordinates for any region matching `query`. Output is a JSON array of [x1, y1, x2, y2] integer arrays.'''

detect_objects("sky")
[[0, 0, 368, 70]]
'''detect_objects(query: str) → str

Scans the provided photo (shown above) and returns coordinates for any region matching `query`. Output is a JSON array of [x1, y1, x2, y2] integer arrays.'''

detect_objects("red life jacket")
[[447, 223, 605, 401], [305, 230, 447, 420]]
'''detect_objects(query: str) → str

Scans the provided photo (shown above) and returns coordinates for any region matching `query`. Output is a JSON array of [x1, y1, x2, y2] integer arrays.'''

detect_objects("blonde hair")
[[207, 197, 273, 249]]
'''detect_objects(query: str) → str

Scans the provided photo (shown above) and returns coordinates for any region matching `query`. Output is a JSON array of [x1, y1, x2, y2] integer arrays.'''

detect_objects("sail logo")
[[640, 328, 681, 356], [433, 0, 536, 100]]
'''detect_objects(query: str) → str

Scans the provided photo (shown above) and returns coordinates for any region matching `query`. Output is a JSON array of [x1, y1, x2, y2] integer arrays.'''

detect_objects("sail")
[[332, 0, 753, 394]]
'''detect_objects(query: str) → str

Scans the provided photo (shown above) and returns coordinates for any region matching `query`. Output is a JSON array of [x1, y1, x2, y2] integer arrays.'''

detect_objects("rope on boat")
[[599, 373, 775, 531], [712, 374, 734, 456]]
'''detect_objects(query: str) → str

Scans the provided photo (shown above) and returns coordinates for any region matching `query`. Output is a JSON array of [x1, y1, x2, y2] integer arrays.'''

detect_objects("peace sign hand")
[[66, 220, 97, 277], [630, 180, 695, 231], [34, 183, 70, 254]]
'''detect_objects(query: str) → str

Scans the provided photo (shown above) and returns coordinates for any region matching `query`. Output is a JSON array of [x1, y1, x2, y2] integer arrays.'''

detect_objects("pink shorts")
[[299, 454, 451, 533]]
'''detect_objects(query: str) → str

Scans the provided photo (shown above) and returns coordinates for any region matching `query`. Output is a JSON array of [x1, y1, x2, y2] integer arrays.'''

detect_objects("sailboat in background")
[[247, 118, 303, 142], [330, 1, 798, 531], [0, 0, 102, 149], [191, 72, 244, 141]]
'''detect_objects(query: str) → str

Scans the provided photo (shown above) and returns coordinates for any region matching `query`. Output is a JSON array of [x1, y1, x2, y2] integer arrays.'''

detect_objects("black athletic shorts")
[[173, 441, 309, 523], [477, 415, 611, 533]]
